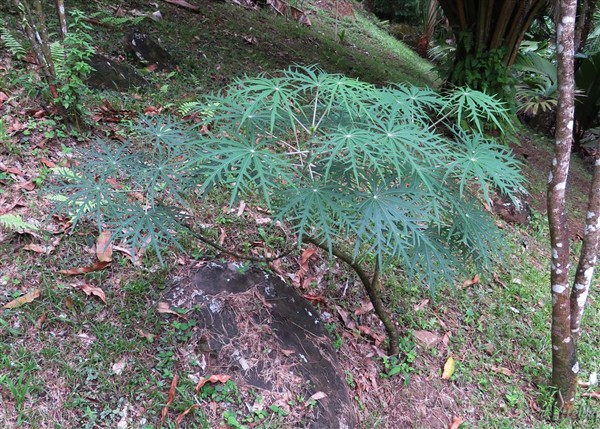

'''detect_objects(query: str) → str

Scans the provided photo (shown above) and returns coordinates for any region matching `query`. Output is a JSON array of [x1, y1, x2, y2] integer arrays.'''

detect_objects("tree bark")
[[547, 0, 599, 416], [55, 0, 67, 40]]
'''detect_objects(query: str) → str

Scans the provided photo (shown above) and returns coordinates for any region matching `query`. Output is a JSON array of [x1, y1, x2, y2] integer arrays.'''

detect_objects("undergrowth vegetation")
[[0, 1, 598, 428], [48, 66, 523, 354]]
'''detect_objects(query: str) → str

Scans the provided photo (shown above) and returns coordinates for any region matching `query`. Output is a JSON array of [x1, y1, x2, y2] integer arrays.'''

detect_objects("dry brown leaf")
[[14, 180, 36, 191], [281, 349, 295, 356], [413, 330, 440, 349], [195, 374, 231, 393], [306, 391, 327, 405], [96, 230, 113, 262], [161, 373, 179, 423], [60, 260, 110, 275], [300, 246, 317, 267], [441, 331, 452, 347], [461, 274, 480, 289], [40, 158, 56, 168], [581, 391, 600, 399], [290, 6, 312, 26], [175, 404, 200, 425], [0, 162, 25, 176], [23, 243, 53, 254], [112, 358, 126, 375], [157, 302, 187, 319], [354, 298, 374, 316], [136, 328, 155, 342], [236, 200, 246, 216], [336, 306, 356, 330], [358, 325, 385, 345], [3, 289, 41, 309], [36, 312, 47, 329], [491, 365, 514, 377], [413, 298, 429, 311], [254, 289, 273, 308], [163, 0, 199, 11], [65, 296, 73, 309], [448, 416, 463, 429], [77, 283, 107, 304]]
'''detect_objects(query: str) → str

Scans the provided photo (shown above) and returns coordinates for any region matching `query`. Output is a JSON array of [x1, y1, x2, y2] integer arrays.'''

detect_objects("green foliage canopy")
[[49, 66, 523, 292]]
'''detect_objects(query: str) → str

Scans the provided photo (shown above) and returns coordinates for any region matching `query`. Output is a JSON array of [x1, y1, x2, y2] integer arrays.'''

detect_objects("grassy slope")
[[0, 1, 598, 428]]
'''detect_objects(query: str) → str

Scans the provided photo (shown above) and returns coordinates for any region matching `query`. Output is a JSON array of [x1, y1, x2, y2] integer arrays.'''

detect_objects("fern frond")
[[0, 25, 26, 59], [0, 213, 38, 232]]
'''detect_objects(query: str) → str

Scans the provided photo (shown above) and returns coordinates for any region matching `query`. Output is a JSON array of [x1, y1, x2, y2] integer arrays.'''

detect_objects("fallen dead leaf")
[[35, 312, 47, 329], [175, 404, 201, 426], [413, 330, 440, 349], [163, 0, 199, 11], [448, 415, 463, 429], [76, 283, 107, 304], [60, 261, 110, 275], [281, 349, 295, 357], [306, 391, 327, 405], [358, 325, 385, 345], [336, 306, 356, 330], [491, 365, 514, 377], [195, 374, 231, 393], [442, 356, 456, 380], [0, 162, 25, 176], [157, 302, 187, 319], [254, 289, 273, 308], [354, 298, 374, 316], [3, 289, 41, 309], [461, 274, 480, 289], [112, 358, 127, 375], [136, 329, 155, 342], [413, 298, 430, 311], [96, 230, 113, 262], [161, 373, 179, 424], [40, 158, 56, 168], [581, 391, 600, 399], [23, 243, 53, 254], [14, 180, 36, 191]]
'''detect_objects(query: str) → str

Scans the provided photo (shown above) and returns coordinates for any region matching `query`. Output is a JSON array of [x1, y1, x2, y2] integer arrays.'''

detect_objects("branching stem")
[[306, 236, 399, 356]]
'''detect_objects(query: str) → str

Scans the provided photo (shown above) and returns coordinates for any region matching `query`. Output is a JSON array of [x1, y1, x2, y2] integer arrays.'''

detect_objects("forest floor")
[[0, 1, 599, 428]]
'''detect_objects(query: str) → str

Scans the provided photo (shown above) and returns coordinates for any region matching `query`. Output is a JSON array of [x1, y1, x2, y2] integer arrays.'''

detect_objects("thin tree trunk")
[[306, 236, 400, 356], [547, 0, 585, 416], [55, 0, 67, 40]]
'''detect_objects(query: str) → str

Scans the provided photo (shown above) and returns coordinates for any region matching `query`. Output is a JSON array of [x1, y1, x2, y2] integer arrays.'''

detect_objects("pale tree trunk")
[[55, 0, 67, 40], [548, 0, 600, 416]]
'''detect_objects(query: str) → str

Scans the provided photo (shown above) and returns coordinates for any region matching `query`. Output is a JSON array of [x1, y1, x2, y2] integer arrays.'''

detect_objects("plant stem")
[[306, 236, 399, 356]]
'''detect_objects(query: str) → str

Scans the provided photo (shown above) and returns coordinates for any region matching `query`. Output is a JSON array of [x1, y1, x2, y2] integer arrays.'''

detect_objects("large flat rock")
[[163, 262, 357, 429]]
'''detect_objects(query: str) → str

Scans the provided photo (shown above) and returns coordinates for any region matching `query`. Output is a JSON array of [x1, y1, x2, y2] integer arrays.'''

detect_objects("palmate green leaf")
[[276, 183, 356, 252], [444, 199, 502, 271], [285, 66, 374, 120], [374, 85, 442, 123], [105, 203, 187, 265], [134, 115, 193, 154], [47, 168, 117, 232], [187, 132, 295, 208], [441, 87, 511, 133], [319, 127, 390, 183], [353, 183, 436, 267], [406, 229, 462, 296], [228, 75, 298, 133], [367, 118, 449, 188], [446, 131, 525, 203]]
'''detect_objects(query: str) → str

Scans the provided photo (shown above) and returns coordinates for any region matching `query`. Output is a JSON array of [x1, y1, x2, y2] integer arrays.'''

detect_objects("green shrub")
[[49, 66, 522, 293]]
